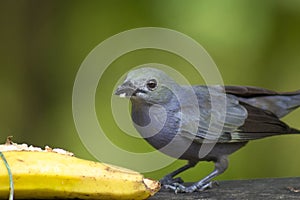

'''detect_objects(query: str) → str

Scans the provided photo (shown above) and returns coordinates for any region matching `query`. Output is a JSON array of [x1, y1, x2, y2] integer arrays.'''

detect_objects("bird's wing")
[[179, 85, 247, 142], [179, 86, 298, 143], [230, 102, 298, 141]]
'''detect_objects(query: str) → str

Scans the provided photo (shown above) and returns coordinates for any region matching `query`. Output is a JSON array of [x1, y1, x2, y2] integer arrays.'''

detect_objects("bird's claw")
[[163, 182, 187, 193], [164, 181, 214, 193]]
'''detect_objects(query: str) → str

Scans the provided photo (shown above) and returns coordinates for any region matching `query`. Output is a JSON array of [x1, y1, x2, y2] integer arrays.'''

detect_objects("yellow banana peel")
[[0, 142, 160, 199]]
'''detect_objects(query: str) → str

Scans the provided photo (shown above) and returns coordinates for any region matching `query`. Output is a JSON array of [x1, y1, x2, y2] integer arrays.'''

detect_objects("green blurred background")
[[1, 0, 300, 182]]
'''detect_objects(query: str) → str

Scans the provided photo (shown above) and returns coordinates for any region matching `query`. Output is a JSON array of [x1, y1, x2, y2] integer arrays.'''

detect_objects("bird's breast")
[[131, 102, 180, 149]]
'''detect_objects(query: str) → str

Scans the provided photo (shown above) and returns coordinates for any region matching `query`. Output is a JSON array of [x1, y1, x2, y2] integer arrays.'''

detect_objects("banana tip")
[[143, 178, 161, 196]]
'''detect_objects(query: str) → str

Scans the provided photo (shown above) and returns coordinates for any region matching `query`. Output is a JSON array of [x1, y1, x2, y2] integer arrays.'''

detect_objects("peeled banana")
[[0, 142, 160, 199]]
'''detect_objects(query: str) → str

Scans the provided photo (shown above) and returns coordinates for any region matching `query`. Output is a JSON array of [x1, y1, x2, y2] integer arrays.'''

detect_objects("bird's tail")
[[239, 90, 300, 119], [277, 91, 300, 117]]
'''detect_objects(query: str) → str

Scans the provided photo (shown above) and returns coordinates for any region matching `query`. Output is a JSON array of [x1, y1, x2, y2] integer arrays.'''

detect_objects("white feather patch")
[[119, 93, 126, 98]]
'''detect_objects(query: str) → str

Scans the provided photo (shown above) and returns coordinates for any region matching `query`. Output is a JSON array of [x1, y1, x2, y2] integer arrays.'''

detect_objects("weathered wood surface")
[[150, 177, 300, 200]]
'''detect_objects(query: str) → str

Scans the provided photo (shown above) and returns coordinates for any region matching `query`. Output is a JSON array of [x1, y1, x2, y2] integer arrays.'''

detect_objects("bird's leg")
[[166, 156, 228, 193], [160, 161, 197, 186]]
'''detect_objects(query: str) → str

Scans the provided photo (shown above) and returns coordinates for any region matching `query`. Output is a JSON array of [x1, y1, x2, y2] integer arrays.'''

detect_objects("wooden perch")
[[150, 177, 300, 200]]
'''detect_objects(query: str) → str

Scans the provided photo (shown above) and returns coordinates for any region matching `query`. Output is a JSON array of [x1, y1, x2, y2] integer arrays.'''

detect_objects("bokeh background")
[[1, 0, 300, 182]]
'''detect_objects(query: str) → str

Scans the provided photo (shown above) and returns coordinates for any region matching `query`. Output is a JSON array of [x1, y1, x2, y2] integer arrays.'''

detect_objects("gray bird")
[[114, 67, 300, 193]]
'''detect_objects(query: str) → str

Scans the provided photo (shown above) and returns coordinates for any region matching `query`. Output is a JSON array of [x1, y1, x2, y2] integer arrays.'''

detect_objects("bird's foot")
[[164, 181, 217, 193], [160, 175, 184, 186]]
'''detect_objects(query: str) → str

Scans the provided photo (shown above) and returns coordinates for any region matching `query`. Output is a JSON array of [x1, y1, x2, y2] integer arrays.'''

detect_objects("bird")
[[114, 67, 300, 193]]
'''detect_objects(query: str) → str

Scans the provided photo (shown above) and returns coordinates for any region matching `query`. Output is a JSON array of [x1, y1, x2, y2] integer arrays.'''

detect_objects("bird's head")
[[115, 67, 179, 104]]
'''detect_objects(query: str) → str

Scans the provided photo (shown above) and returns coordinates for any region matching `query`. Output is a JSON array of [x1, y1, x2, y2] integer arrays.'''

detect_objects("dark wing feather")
[[226, 86, 300, 140], [231, 102, 299, 141], [238, 102, 291, 133]]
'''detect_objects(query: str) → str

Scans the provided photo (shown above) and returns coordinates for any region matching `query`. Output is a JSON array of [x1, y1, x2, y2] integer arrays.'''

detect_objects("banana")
[[0, 143, 160, 199]]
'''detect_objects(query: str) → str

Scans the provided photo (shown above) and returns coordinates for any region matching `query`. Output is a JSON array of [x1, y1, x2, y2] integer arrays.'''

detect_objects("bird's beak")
[[114, 81, 137, 98]]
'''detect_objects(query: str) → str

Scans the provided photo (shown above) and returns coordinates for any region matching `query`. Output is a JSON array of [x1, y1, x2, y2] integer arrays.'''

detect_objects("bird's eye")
[[146, 79, 157, 91]]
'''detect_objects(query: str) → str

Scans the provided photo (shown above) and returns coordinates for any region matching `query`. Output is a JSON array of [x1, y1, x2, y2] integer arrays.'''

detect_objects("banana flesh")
[[0, 144, 160, 199]]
